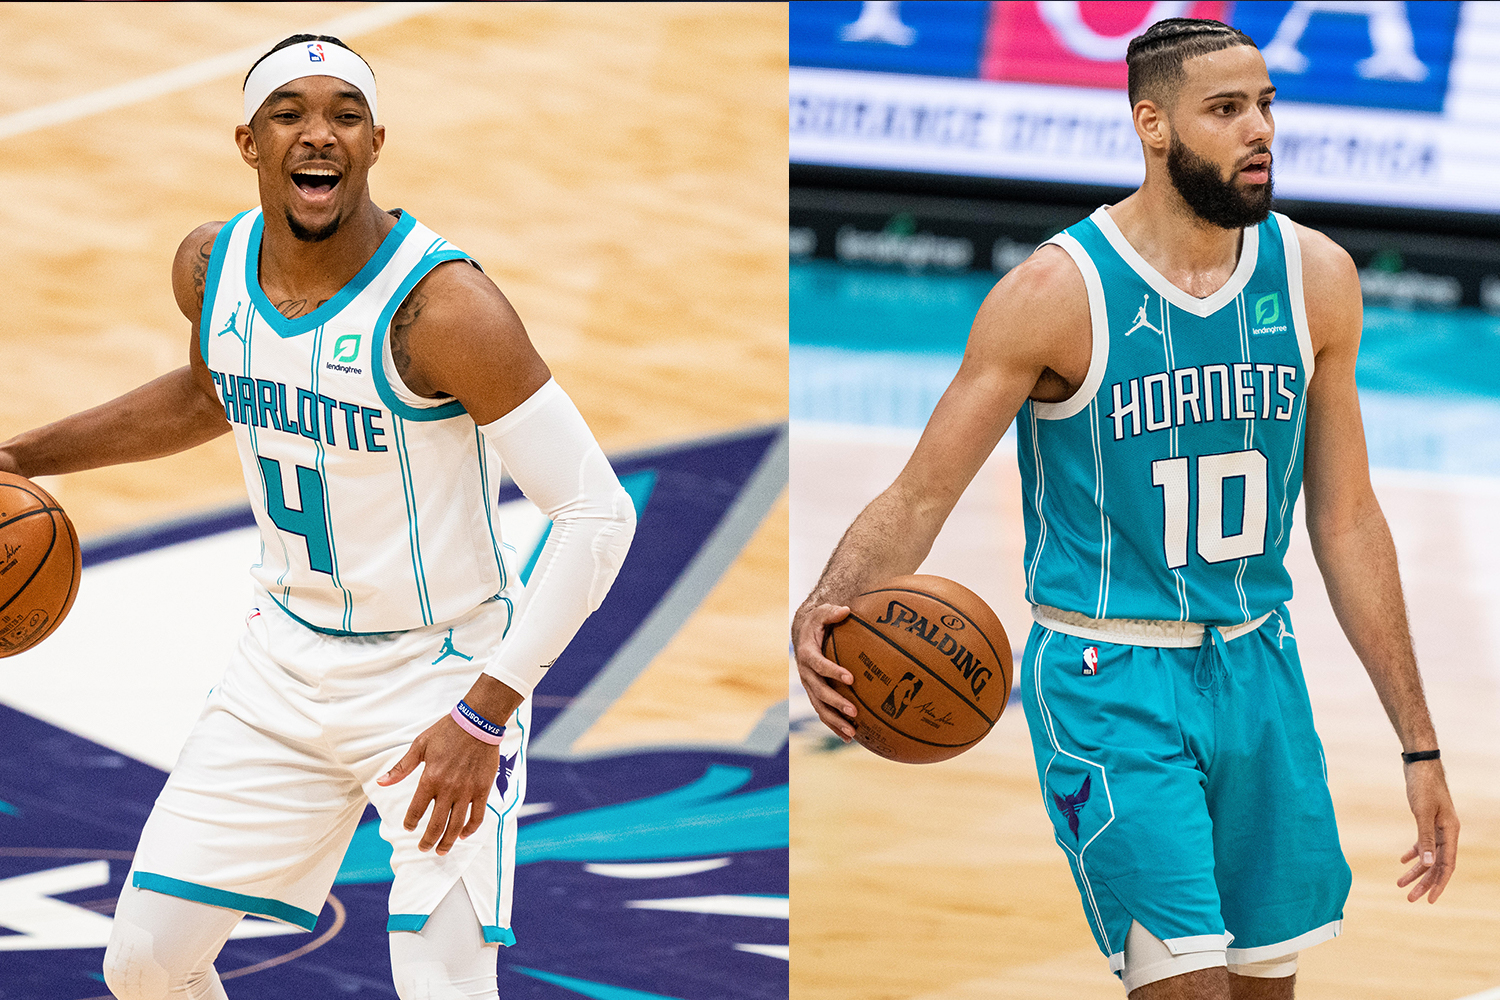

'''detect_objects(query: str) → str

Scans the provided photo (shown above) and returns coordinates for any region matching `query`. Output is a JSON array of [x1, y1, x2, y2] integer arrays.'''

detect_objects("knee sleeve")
[[389, 880, 499, 1000], [102, 886, 238, 1000]]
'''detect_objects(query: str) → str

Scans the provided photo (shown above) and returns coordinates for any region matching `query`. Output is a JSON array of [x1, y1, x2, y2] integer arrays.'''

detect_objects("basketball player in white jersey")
[[0, 35, 635, 1000], [794, 19, 1458, 999]]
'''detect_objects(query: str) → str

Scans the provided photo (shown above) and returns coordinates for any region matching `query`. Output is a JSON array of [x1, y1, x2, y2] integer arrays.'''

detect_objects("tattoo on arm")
[[390, 291, 428, 383], [192, 240, 213, 312]]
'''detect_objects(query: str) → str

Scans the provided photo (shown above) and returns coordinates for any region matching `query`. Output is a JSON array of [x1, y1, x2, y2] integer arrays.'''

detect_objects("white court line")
[[625, 895, 789, 919], [0, 1, 450, 141]]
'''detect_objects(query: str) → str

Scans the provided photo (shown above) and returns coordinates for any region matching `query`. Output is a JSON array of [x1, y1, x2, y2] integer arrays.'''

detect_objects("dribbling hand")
[[793, 602, 857, 742], [377, 714, 499, 856]]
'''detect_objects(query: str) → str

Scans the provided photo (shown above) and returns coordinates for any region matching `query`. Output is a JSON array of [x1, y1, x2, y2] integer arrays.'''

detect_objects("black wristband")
[[1401, 749, 1441, 764]]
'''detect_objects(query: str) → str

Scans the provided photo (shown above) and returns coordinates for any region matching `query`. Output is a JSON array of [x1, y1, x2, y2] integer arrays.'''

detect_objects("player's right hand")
[[793, 603, 857, 742]]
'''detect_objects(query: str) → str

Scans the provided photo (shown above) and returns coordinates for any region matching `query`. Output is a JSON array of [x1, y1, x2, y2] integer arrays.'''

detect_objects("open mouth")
[[1239, 154, 1271, 181], [291, 167, 341, 196]]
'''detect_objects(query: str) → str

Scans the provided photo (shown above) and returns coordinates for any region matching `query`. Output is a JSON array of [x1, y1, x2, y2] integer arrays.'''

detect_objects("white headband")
[[243, 40, 378, 125]]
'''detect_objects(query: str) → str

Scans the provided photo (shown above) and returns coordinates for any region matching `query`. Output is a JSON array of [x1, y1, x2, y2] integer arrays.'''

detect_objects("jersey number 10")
[[1151, 449, 1267, 569]]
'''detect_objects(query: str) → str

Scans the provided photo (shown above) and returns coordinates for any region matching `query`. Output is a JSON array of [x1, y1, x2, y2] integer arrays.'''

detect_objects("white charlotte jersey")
[[200, 208, 513, 634]]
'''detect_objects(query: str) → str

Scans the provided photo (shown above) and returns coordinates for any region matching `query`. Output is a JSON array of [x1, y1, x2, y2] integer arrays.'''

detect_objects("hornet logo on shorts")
[[1052, 774, 1092, 840]]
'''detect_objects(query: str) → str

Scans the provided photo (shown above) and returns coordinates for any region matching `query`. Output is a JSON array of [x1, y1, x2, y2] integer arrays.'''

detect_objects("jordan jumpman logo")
[[1125, 294, 1163, 337], [433, 629, 473, 665], [217, 304, 244, 342]]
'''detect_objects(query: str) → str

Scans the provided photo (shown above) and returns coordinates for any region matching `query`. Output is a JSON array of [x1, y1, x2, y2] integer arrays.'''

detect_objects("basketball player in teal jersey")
[[0, 35, 635, 1000], [795, 19, 1458, 999]]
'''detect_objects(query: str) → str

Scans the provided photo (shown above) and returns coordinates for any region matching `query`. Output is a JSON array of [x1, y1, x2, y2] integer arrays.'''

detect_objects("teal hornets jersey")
[[1018, 208, 1315, 626], [201, 208, 514, 634]]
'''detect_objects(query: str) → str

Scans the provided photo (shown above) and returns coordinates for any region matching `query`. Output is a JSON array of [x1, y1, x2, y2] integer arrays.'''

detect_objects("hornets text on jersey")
[[1018, 207, 1315, 626]]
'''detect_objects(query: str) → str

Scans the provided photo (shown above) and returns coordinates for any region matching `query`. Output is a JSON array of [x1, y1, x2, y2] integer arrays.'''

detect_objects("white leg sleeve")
[[1121, 919, 1226, 995], [389, 880, 499, 1000], [478, 378, 635, 698], [102, 886, 240, 1000]]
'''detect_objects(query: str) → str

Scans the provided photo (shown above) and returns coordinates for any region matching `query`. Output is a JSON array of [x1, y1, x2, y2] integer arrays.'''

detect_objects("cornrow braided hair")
[[1126, 18, 1256, 108]]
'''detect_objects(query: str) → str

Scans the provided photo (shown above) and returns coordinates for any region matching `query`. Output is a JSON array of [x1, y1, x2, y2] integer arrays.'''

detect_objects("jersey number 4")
[[1151, 449, 1267, 569], [256, 456, 334, 576]]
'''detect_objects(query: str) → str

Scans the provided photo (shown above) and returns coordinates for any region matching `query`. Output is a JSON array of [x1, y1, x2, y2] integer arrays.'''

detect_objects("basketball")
[[0, 472, 82, 657], [822, 574, 1011, 764]]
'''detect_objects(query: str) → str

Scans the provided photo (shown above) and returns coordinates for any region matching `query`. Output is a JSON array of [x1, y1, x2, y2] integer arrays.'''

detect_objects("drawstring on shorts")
[[1194, 624, 1231, 693]]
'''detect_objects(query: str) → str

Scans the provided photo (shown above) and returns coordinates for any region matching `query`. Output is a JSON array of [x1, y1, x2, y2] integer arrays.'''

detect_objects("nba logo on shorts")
[[1082, 646, 1098, 676], [307, 42, 325, 63]]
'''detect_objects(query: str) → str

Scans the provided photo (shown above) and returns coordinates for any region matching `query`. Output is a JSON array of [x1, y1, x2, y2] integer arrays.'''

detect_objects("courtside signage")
[[791, 0, 1499, 214]]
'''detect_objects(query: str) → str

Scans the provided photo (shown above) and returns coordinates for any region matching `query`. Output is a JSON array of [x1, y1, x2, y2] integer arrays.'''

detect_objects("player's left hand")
[[377, 714, 500, 856], [1396, 758, 1460, 903]]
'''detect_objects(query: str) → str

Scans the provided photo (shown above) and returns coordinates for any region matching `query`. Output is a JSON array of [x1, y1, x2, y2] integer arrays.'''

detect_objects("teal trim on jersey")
[[487, 713, 526, 933], [243, 308, 281, 590], [1020, 212, 1305, 625], [521, 469, 656, 585], [392, 415, 435, 625], [266, 585, 397, 637], [511, 967, 688, 1000], [132, 871, 318, 930], [198, 210, 251, 365], [369, 249, 472, 421], [483, 926, 516, 946], [308, 323, 356, 630], [0, 799, 18, 816], [386, 913, 429, 933], [244, 209, 416, 338], [474, 428, 507, 590]]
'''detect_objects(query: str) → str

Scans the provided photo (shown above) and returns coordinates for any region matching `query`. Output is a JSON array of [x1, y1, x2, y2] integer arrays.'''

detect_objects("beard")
[[1167, 131, 1273, 230], [286, 210, 341, 243]]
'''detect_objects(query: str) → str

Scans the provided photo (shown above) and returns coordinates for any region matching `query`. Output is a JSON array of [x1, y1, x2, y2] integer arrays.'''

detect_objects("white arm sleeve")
[[479, 378, 636, 699]]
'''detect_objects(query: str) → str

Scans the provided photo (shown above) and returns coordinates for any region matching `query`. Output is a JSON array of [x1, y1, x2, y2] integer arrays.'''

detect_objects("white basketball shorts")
[[126, 589, 530, 945]]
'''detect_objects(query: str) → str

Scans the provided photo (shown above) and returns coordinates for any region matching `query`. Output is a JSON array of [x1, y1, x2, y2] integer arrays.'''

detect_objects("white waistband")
[[1032, 605, 1273, 648]]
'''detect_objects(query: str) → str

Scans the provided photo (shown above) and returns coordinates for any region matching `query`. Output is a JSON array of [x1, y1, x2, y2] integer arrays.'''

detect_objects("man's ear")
[[1133, 98, 1170, 154], [235, 123, 260, 169]]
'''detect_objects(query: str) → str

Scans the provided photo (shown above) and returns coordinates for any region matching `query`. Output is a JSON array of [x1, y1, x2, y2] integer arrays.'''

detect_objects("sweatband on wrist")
[[1401, 749, 1440, 763], [450, 702, 505, 745], [244, 40, 378, 124]]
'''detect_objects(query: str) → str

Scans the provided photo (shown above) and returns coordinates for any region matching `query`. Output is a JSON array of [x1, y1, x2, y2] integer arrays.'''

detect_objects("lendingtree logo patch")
[[1251, 292, 1288, 336], [332, 335, 361, 363], [1255, 293, 1280, 326]]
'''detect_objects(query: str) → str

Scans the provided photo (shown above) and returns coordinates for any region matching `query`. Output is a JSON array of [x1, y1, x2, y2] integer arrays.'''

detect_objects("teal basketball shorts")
[[1019, 605, 1351, 978]]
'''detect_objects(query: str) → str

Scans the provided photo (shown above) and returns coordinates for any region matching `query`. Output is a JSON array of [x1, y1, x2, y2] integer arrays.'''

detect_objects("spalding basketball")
[[0, 472, 82, 657], [823, 574, 1011, 764]]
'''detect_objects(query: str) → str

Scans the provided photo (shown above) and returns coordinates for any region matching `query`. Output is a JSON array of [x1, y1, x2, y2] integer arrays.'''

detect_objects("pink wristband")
[[450, 705, 503, 745]]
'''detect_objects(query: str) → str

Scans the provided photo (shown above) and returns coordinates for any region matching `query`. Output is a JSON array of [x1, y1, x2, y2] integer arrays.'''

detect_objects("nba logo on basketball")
[[307, 42, 325, 63], [1082, 646, 1098, 676]]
